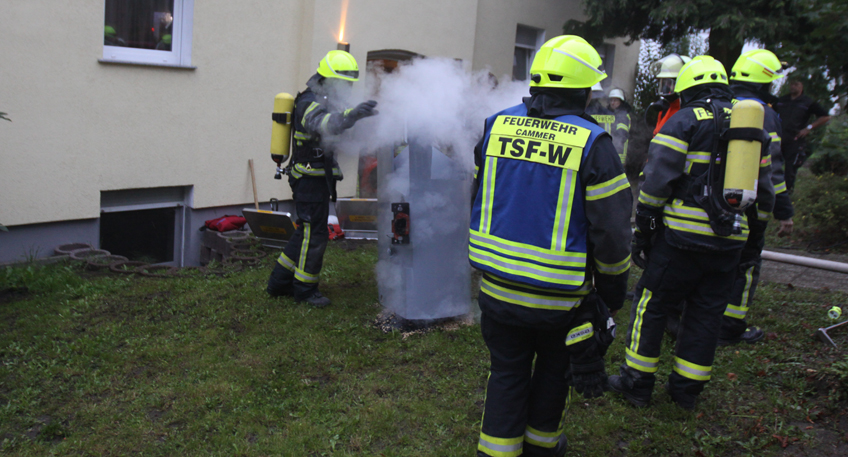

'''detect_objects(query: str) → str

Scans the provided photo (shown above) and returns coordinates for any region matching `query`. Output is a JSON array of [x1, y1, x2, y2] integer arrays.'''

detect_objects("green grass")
[[1, 242, 847, 456]]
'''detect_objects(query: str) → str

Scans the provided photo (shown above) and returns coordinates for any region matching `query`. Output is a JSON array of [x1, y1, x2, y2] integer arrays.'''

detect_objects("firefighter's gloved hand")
[[631, 230, 652, 270], [341, 100, 379, 129], [570, 360, 608, 399]]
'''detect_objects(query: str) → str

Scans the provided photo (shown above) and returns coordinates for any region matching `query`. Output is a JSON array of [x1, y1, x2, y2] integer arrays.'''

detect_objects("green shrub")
[[809, 115, 848, 176], [793, 172, 848, 243]]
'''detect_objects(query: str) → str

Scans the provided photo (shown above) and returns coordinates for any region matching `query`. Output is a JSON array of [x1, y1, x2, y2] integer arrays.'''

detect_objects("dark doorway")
[[100, 207, 176, 263]]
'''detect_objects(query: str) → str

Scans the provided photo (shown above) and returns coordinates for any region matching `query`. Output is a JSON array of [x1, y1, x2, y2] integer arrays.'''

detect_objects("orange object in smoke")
[[391, 202, 410, 245]]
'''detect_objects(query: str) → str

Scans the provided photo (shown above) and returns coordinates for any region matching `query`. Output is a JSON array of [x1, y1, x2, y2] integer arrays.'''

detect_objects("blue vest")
[[469, 104, 606, 291]]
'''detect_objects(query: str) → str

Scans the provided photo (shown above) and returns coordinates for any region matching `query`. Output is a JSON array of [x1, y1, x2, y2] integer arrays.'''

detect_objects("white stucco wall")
[[1, 0, 639, 227]]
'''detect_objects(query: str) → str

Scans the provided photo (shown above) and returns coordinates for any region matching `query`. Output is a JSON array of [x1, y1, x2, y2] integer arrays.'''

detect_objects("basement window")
[[102, 0, 194, 67], [100, 207, 176, 264]]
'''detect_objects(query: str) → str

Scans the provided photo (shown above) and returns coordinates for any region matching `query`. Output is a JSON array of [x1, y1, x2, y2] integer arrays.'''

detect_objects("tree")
[[564, 0, 847, 101], [564, 0, 802, 75]]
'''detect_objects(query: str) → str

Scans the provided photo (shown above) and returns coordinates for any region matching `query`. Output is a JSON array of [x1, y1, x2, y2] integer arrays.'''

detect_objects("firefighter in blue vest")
[[718, 49, 792, 345], [608, 56, 775, 410], [266, 50, 378, 307], [471, 35, 632, 457]]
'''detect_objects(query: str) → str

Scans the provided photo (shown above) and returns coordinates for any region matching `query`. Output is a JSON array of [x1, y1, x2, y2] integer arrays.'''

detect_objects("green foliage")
[[1, 263, 87, 296], [793, 172, 848, 243], [809, 116, 848, 176]]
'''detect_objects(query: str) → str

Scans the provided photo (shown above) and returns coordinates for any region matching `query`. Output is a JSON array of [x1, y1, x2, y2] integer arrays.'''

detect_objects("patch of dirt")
[[372, 311, 474, 339], [0, 287, 29, 305]]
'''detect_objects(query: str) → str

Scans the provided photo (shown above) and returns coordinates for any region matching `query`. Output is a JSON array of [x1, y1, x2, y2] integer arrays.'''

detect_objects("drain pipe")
[[761, 250, 848, 274]]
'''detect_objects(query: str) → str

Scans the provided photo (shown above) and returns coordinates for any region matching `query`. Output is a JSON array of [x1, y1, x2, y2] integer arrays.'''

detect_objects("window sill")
[[98, 59, 196, 70]]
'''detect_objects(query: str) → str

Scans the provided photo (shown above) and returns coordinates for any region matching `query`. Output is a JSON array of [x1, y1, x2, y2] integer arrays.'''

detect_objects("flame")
[[338, 0, 349, 43]]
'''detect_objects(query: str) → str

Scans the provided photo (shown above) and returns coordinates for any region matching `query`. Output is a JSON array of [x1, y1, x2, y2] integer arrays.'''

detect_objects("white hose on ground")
[[761, 250, 848, 274]]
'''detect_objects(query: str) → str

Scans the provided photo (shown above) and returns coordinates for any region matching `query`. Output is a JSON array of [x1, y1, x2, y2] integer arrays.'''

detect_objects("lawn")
[[1, 240, 847, 456]]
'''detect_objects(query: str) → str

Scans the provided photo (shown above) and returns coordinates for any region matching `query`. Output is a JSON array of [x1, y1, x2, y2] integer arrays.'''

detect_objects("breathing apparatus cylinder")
[[723, 99, 764, 210], [270, 93, 295, 177]]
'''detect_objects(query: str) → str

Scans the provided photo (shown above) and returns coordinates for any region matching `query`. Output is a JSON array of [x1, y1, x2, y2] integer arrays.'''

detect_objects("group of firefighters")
[[263, 35, 830, 456]]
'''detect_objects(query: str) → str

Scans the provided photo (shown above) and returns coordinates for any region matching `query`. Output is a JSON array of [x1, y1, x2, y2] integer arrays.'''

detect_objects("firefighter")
[[266, 50, 378, 307], [608, 56, 775, 410], [645, 54, 691, 136], [718, 49, 792, 345], [608, 88, 632, 164], [471, 35, 631, 456], [586, 82, 614, 135]]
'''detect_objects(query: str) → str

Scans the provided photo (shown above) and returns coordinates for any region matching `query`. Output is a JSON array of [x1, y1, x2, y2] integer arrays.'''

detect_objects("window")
[[598, 44, 616, 90], [102, 0, 194, 67], [513, 25, 545, 81]]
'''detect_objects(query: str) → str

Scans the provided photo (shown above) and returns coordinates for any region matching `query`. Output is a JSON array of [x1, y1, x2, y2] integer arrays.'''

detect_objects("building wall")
[[0, 0, 639, 264]]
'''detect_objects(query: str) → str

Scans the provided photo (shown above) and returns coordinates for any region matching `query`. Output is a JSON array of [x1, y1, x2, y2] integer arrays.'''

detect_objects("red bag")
[[203, 215, 247, 232]]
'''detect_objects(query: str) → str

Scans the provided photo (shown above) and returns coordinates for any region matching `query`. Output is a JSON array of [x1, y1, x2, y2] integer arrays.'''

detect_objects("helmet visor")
[[657, 78, 676, 96], [335, 70, 359, 79]]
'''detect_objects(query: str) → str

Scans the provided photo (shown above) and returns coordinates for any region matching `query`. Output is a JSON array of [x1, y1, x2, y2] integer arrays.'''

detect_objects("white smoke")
[[328, 58, 531, 321]]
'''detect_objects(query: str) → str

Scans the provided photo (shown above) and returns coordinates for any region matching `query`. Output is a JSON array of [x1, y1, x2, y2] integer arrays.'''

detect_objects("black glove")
[[631, 230, 652, 270], [793, 152, 807, 167], [341, 100, 379, 129], [570, 360, 608, 399]]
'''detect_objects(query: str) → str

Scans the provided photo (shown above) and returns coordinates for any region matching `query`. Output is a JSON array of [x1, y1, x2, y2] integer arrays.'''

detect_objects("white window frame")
[[101, 0, 194, 67], [513, 25, 546, 81]]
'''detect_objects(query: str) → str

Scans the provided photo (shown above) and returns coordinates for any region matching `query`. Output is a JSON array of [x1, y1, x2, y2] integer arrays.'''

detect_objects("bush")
[[793, 172, 848, 244], [809, 115, 848, 176]]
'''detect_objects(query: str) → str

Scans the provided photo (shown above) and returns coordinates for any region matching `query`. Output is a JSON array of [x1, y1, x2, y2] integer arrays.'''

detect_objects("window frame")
[[512, 25, 546, 81], [101, 0, 194, 68]]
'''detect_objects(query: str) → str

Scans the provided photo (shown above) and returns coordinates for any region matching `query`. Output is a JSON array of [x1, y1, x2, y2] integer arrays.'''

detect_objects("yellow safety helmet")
[[317, 50, 360, 82], [674, 55, 728, 93], [730, 49, 785, 84], [651, 54, 691, 78], [529, 35, 607, 89]]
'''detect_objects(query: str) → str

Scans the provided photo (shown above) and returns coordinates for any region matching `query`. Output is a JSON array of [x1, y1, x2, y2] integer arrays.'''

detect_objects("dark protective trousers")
[[267, 176, 330, 300], [621, 231, 740, 401], [781, 139, 806, 192], [478, 312, 570, 457], [721, 231, 765, 339]]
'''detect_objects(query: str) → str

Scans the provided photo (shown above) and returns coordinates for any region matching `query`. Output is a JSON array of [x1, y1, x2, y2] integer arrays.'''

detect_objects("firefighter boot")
[[665, 382, 696, 410], [266, 263, 294, 297], [608, 365, 652, 407], [299, 291, 331, 308], [718, 326, 764, 346]]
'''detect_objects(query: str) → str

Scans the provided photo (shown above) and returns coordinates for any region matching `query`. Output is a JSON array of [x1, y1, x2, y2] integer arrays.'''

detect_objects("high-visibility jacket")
[[587, 100, 614, 135], [290, 74, 347, 180], [470, 102, 632, 325], [637, 86, 775, 252], [611, 107, 631, 164]]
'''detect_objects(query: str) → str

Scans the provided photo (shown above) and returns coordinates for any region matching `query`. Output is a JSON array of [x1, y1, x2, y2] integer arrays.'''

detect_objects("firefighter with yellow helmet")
[[717, 49, 791, 345], [266, 50, 378, 307], [471, 35, 631, 456], [608, 56, 774, 410]]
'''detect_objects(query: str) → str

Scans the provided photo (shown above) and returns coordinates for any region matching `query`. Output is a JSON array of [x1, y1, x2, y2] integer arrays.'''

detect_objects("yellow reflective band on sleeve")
[[290, 163, 342, 179], [629, 288, 653, 353], [774, 181, 787, 194], [757, 209, 771, 221], [685, 151, 711, 174], [486, 116, 588, 170], [319, 113, 332, 133], [595, 254, 631, 275], [760, 154, 772, 168], [302, 102, 320, 125], [478, 433, 523, 457], [479, 156, 498, 234], [276, 252, 295, 271], [616, 123, 630, 132], [565, 322, 594, 346], [293, 131, 312, 141], [625, 347, 659, 373], [480, 277, 582, 310], [470, 230, 586, 268], [652, 133, 689, 154], [474, 164, 479, 180], [551, 169, 576, 251], [586, 173, 629, 201], [524, 426, 560, 448], [638, 190, 666, 207], [768, 132, 781, 142], [673, 357, 712, 381]]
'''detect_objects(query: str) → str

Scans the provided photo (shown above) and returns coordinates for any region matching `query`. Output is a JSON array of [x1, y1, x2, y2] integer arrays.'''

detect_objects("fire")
[[338, 0, 349, 43]]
